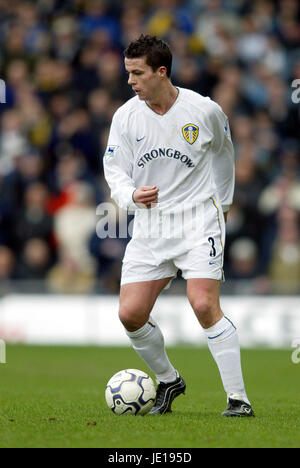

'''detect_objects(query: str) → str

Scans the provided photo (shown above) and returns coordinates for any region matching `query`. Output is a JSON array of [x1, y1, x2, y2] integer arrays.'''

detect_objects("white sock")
[[203, 316, 250, 405], [125, 317, 178, 383]]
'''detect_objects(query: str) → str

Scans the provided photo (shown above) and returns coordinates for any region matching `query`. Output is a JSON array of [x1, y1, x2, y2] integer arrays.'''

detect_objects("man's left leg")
[[187, 278, 254, 417]]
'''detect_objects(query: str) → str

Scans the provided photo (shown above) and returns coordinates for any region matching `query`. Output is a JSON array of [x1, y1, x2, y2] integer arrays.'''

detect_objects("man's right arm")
[[103, 113, 159, 211], [103, 114, 138, 212]]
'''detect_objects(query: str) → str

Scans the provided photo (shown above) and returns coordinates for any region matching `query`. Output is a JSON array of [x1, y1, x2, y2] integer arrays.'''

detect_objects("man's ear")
[[158, 66, 167, 77]]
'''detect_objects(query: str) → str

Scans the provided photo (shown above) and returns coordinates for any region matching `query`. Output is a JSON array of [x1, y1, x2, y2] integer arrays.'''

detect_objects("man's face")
[[125, 56, 164, 101]]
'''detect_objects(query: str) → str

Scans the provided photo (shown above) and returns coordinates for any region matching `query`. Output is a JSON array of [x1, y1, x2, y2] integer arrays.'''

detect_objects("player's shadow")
[[172, 410, 257, 420], [172, 410, 216, 418]]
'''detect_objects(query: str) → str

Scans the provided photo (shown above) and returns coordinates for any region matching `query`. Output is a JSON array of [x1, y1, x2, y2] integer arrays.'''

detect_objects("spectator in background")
[[14, 181, 53, 254], [0, 246, 15, 281], [195, 0, 239, 59], [96, 50, 133, 102], [0, 245, 15, 296], [48, 92, 73, 124], [0, 109, 28, 176], [15, 83, 52, 149], [51, 15, 79, 62], [87, 88, 116, 172], [0, 151, 44, 216], [252, 110, 279, 175], [47, 250, 96, 294], [90, 233, 128, 294], [5, 59, 30, 94], [46, 146, 97, 212], [90, 197, 130, 293], [120, 2, 145, 46], [79, 0, 121, 48], [0, 201, 13, 247], [14, 1, 49, 56], [48, 181, 97, 293], [237, 14, 269, 66], [15, 238, 52, 281], [72, 42, 101, 98], [224, 236, 271, 296], [34, 58, 74, 102], [234, 147, 267, 242], [227, 237, 260, 279], [268, 207, 300, 294], [258, 153, 300, 217], [173, 56, 202, 93], [53, 107, 99, 171], [275, 0, 300, 51], [1, 23, 33, 70], [88, 88, 112, 130], [146, 0, 194, 39]]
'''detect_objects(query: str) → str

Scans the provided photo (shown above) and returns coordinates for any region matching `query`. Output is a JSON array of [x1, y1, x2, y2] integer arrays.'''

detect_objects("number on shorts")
[[208, 237, 216, 257]]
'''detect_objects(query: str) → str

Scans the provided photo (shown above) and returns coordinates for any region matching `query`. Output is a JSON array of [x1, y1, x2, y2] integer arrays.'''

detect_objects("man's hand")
[[133, 186, 159, 209]]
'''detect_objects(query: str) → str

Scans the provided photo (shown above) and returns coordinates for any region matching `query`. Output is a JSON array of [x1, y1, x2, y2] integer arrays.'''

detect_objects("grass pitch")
[[0, 345, 299, 448]]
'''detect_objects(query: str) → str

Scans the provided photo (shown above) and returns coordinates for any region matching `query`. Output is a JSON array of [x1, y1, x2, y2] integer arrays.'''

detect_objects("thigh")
[[120, 238, 177, 330], [119, 277, 173, 331]]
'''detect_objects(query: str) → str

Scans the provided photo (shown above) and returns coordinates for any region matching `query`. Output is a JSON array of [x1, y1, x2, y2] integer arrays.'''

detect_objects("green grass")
[[0, 346, 299, 448]]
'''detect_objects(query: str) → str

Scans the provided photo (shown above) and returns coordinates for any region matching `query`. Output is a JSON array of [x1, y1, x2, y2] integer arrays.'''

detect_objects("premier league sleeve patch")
[[182, 124, 199, 145], [224, 120, 232, 140], [104, 145, 118, 157]]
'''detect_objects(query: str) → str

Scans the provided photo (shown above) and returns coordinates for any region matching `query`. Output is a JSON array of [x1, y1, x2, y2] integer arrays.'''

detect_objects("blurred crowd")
[[0, 0, 299, 295]]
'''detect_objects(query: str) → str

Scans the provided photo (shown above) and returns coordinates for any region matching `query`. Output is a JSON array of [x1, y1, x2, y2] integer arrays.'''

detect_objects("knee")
[[119, 304, 146, 332], [190, 294, 220, 328]]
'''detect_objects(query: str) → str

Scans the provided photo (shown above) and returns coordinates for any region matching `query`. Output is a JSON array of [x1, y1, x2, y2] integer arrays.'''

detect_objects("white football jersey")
[[103, 87, 235, 216]]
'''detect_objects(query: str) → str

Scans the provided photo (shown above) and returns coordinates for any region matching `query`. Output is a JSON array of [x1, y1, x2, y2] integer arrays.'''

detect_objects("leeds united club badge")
[[182, 124, 199, 145]]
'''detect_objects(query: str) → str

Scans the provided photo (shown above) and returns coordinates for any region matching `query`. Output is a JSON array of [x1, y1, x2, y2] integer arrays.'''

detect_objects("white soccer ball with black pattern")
[[105, 369, 156, 415]]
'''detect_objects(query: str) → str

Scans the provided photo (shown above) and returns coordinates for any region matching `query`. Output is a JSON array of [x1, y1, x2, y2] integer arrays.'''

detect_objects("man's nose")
[[128, 74, 135, 86]]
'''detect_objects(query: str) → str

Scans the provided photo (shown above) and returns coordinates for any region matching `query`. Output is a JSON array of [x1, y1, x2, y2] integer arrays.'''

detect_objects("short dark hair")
[[124, 34, 172, 78]]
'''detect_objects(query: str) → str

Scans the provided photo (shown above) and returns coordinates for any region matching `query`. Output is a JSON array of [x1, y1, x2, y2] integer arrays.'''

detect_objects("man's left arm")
[[210, 105, 235, 221]]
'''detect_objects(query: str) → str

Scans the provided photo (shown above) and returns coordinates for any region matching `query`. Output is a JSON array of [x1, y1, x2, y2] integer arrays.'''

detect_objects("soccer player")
[[103, 35, 254, 417]]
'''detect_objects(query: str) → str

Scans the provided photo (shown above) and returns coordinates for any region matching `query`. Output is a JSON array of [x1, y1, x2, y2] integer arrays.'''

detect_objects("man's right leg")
[[119, 279, 186, 414], [119, 278, 178, 383]]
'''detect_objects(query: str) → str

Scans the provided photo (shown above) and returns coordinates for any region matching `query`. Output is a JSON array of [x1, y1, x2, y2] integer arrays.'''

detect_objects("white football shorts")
[[121, 197, 226, 286]]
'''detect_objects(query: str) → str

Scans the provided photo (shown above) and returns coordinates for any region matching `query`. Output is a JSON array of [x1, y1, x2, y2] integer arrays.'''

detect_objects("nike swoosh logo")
[[209, 261, 216, 265], [136, 136, 146, 142]]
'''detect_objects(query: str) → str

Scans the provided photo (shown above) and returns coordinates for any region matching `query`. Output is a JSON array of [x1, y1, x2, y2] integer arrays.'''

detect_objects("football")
[[105, 369, 156, 415]]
